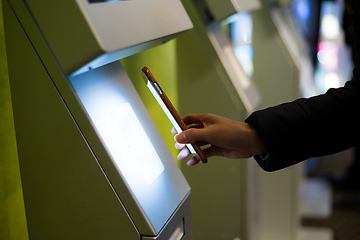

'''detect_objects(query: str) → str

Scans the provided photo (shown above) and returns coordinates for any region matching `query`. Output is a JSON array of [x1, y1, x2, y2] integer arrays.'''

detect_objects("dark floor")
[[302, 149, 360, 240], [302, 187, 360, 240]]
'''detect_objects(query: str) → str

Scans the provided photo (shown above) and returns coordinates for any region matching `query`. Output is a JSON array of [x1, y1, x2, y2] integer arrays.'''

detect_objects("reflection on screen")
[[231, 12, 254, 78], [109, 103, 164, 185]]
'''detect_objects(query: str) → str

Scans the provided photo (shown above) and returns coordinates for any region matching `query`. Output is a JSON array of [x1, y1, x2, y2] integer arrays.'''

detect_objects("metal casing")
[[206, 22, 261, 114], [263, 0, 294, 7], [204, 0, 261, 22], [22, 0, 193, 76], [4, 0, 193, 239]]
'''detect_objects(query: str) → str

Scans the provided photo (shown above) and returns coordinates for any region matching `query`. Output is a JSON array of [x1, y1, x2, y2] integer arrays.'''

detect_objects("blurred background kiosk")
[[175, 0, 315, 239], [3, 0, 194, 239], [174, 1, 262, 240]]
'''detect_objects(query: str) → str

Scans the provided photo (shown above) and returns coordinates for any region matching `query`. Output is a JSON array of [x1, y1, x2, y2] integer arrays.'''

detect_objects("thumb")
[[175, 128, 205, 144]]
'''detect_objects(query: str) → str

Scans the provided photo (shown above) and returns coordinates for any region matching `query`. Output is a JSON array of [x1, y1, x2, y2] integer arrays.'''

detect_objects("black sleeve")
[[245, 68, 360, 172], [245, 1, 360, 172]]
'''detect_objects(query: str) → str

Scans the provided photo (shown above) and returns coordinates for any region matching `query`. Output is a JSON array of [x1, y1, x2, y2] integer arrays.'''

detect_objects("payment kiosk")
[[176, 0, 312, 239], [251, 1, 311, 239], [205, 0, 262, 114], [3, 0, 193, 239], [175, 1, 261, 239]]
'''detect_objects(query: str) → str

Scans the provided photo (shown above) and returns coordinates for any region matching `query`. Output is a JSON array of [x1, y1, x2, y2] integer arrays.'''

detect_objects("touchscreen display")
[[69, 62, 190, 234], [109, 103, 165, 185]]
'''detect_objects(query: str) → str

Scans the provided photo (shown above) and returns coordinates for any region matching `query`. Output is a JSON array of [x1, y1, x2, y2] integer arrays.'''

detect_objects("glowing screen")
[[69, 62, 191, 234], [109, 103, 165, 185]]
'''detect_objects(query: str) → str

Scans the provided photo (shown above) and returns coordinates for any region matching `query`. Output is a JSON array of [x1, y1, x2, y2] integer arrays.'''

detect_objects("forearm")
[[246, 75, 360, 171]]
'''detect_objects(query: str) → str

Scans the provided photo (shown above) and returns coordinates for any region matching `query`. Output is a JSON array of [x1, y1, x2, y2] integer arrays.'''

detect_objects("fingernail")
[[176, 133, 186, 143]]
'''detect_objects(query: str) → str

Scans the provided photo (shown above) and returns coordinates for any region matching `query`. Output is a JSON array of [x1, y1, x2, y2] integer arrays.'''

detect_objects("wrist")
[[248, 123, 267, 156]]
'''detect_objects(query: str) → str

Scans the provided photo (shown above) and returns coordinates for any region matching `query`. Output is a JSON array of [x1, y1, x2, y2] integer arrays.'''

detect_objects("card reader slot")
[[169, 219, 184, 240]]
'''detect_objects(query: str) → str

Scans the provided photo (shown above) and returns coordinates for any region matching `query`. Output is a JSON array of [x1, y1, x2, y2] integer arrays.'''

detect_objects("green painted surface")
[[0, 0, 29, 239]]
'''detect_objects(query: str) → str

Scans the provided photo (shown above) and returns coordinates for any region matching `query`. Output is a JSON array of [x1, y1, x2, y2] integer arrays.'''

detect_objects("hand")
[[172, 113, 266, 166]]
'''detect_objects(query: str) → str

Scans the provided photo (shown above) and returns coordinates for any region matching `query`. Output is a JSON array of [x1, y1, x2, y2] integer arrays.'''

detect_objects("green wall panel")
[[0, 0, 29, 239]]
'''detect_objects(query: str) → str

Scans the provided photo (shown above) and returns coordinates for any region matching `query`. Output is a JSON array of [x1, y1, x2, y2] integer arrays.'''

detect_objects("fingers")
[[186, 156, 201, 166], [175, 128, 209, 145], [176, 146, 201, 166], [177, 147, 190, 160], [175, 142, 186, 150], [173, 127, 203, 165], [202, 146, 218, 158], [171, 113, 218, 166], [175, 132, 187, 143], [187, 122, 204, 129], [182, 113, 206, 126], [177, 145, 218, 160], [171, 127, 178, 134], [171, 113, 210, 141]]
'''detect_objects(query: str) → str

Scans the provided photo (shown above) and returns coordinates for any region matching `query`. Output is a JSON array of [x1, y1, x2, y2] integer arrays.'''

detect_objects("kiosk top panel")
[[204, 0, 261, 22], [22, 0, 193, 75]]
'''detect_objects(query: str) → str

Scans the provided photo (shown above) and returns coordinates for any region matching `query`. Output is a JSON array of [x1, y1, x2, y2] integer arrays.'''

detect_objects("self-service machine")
[[3, 0, 193, 239], [269, 7, 317, 98], [175, 0, 308, 239], [204, 0, 262, 115], [201, 1, 307, 239], [251, 1, 306, 240], [174, 1, 261, 240]]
